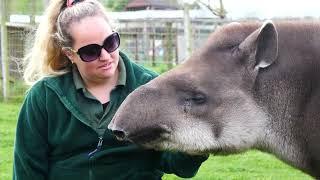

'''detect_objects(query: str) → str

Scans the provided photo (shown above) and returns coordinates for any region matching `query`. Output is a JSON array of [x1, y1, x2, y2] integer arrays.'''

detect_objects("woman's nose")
[[99, 48, 111, 61]]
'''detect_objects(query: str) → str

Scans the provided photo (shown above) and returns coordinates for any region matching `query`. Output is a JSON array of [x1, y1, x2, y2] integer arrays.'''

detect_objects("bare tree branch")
[[196, 0, 227, 19]]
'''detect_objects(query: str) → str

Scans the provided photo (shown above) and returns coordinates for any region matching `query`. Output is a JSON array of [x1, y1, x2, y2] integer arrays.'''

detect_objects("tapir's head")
[[108, 21, 278, 154]]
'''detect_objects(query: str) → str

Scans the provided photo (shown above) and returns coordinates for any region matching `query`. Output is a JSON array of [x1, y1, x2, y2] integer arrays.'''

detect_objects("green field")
[[0, 101, 313, 180]]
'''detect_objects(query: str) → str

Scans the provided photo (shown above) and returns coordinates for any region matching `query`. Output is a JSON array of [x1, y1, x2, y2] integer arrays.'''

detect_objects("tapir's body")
[[108, 20, 320, 178]]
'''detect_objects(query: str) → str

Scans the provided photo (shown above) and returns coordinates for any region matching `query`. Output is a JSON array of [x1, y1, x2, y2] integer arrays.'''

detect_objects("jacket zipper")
[[88, 136, 104, 157], [88, 136, 104, 180]]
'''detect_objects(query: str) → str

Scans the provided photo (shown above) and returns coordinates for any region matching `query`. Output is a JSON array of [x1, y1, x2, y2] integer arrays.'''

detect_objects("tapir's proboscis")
[[108, 20, 320, 178]]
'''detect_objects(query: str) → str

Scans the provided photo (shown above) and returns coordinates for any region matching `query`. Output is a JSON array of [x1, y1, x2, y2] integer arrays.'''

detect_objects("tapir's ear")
[[239, 20, 278, 70]]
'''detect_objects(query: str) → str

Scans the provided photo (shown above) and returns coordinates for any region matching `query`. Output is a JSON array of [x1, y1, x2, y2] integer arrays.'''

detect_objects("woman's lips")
[[99, 62, 112, 70]]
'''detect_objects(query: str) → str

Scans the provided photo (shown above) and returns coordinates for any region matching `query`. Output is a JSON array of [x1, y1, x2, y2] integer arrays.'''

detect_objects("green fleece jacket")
[[13, 52, 208, 180]]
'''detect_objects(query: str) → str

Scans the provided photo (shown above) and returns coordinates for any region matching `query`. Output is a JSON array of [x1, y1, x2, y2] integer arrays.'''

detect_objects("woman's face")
[[68, 15, 120, 84]]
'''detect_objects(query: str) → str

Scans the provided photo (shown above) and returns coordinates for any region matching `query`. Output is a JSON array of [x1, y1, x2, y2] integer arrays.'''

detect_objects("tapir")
[[108, 20, 320, 178]]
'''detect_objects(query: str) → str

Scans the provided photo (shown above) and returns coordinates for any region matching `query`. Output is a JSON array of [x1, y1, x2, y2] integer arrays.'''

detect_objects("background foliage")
[[105, 0, 129, 11], [7, 0, 130, 15]]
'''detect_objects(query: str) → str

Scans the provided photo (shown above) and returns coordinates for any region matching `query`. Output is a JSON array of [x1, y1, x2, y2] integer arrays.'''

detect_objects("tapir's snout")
[[107, 120, 127, 141], [111, 129, 127, 141], [108, 83, 171, 145], [108, 121, 170, 145]]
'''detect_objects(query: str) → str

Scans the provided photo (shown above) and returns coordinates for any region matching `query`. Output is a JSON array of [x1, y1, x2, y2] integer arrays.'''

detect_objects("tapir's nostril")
[[112, 130, 126, 141]]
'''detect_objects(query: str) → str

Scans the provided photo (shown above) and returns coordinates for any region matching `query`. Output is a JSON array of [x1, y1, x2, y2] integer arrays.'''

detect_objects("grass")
[[0, 79, 28, 103], [0, 100, 313, 180], [144, 62, 175, 74], [164, 152, 312, 180], [0, 101, 21, 180]]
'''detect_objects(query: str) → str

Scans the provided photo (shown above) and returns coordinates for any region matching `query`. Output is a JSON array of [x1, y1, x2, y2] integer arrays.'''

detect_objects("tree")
[[105, 0, 130, 11]]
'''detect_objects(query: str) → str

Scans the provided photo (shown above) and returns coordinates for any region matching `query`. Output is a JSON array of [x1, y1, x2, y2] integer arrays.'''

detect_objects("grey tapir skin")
[[108, 20, 320, 178]]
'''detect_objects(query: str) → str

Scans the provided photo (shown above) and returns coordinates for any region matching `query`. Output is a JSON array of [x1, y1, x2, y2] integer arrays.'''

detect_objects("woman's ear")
[[62, 47, 75, 63]]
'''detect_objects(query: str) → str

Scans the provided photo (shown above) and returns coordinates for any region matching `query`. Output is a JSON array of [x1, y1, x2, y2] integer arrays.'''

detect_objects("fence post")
[[143, 20, 149, 63], [1, 0, 9, 101], [183, 2, 192, 58], [30, 0, 36, 24], [151, 32, 156, 66], [164, 22, 173, 69], [134, 34, 138, 60]]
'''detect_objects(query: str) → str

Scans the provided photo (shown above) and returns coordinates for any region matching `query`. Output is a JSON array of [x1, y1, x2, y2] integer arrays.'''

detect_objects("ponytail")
[[23, 0, 111, 85]]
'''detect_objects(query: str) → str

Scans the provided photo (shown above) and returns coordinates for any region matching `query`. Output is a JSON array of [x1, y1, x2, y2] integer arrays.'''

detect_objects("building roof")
[[126, 0, 179, 10], [9, 3, 223, 24], [9, 8, 220, 24]]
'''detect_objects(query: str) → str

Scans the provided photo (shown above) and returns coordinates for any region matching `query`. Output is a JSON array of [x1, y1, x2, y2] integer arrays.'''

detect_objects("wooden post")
[[152, 34, 155, 66], [165, 22, 173, 69], [30, 0, 36, 24], [143, 20, 149, 63], [135, 34, 138, 61], [175, 32, 179, 65], [1, 0, 9, 101], [183, 2, 192, 58], [151, 26, 156, 66]]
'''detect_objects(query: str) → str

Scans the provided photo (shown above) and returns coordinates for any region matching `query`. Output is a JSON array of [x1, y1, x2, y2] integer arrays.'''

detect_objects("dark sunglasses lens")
[[78, 44, 101, 62], [103, 33, 120, 53], [71, 0, 84, 5]]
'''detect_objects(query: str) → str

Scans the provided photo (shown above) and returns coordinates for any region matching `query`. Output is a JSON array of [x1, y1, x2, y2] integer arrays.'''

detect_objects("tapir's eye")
[[190, 92, 207, 105], [179, 91, 208, 114], [230, 45, 240, 55]]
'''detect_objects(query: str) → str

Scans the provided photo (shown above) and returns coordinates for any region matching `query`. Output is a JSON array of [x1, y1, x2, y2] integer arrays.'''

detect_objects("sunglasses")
[[70, 32, 120, 62]]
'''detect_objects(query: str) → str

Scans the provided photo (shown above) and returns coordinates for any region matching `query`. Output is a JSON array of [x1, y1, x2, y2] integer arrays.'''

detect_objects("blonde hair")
[[23, 0, 111, 85]]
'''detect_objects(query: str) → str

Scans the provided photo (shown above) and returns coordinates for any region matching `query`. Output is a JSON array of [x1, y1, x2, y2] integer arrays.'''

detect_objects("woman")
[[13, 0, 208, 179]]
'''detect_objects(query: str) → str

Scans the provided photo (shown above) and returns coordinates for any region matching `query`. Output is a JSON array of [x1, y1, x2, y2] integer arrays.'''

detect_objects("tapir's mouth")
[[127, 126, 171, 146]]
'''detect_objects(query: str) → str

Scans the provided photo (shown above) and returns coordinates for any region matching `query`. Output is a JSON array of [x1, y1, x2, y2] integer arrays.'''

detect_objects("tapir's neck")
[[257, 125, 309, 172], [252, 74, 313, 174]]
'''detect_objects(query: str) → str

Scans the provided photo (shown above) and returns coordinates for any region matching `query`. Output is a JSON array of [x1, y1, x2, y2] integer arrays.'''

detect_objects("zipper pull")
[[88, 136, 104, 157], [97, 136, 103, 150]]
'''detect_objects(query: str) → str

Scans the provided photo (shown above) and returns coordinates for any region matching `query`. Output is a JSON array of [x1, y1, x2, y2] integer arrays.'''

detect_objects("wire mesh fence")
[[113, 18, 228, 67], [1, 9, 229, 99]]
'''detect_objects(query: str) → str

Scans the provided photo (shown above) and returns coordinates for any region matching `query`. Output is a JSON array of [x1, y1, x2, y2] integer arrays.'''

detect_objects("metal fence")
[[0, 15, 228, 98], [115, 18, 226, 64]]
